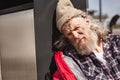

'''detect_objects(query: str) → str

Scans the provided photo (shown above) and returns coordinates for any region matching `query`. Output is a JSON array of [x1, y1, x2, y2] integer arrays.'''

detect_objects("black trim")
[[0, 3, 33, 15]]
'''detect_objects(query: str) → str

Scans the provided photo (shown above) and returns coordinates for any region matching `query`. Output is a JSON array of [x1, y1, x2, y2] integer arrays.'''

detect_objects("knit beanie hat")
[[56, 0, 83, 32]]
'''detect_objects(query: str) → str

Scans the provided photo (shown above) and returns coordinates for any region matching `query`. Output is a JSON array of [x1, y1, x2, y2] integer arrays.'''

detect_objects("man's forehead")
[[70, 16, 83, 24], [62, 16, 85, 31]]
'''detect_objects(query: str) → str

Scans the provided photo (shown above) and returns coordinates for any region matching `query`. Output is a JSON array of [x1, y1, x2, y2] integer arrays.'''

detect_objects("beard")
[[72, 31, 98, 55]]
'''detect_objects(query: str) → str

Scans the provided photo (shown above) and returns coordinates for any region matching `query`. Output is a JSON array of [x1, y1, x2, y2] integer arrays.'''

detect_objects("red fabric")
[[53, 70, 63, 80], [53, 51, 76, 80]]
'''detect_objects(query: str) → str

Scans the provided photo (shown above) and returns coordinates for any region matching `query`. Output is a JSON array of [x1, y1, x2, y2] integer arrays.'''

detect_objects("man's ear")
[[85, 17, 90, 24]]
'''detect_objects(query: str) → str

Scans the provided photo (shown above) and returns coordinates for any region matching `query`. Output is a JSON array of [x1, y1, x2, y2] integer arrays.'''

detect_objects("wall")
[[0, 9, 37, 80]]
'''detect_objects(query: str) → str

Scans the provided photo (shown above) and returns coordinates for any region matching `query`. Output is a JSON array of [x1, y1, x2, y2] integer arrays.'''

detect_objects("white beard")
[[72, 32, 98, 55]]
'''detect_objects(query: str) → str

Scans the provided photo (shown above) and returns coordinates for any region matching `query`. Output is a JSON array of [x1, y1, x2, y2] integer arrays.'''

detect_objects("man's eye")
[[74, 27, 79, 31], [78, 32, 83, 34]]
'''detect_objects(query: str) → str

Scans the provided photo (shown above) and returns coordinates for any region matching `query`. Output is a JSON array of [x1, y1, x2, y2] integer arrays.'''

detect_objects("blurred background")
[[87, 0, 120, 34]]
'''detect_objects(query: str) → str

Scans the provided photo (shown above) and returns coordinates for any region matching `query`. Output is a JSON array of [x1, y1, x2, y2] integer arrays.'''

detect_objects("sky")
[[88, 0, 120, 24]]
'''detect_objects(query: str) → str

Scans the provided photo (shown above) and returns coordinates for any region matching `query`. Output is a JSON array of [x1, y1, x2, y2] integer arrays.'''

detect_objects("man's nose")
[[72, 31, 79, 39]]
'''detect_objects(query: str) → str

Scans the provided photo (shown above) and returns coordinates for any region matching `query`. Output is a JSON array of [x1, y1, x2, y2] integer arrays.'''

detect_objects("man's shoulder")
[[106, 34, 120, 48], [107, 34, 120, 41], [103, 34, 120, 48]]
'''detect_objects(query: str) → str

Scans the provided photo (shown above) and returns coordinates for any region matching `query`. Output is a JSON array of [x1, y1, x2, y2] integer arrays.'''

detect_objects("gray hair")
[[89, 16, 109, 41]]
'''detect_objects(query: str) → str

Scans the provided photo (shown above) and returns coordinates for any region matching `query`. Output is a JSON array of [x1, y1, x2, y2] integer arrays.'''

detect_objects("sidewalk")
[[113, 28, 120, 34]]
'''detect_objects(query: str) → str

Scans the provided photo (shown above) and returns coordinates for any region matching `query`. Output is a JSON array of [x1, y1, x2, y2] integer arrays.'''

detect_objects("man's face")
[[62, 16, 98, 55]]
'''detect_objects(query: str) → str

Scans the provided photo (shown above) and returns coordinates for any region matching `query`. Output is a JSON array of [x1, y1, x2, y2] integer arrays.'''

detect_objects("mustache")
[[75, 37, 86, 43]]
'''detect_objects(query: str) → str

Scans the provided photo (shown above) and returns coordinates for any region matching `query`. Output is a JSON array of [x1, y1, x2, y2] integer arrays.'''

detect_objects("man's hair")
[[54, 13, 109, 50], [89, 15, 109, 41], [53, 35, 68, 50]]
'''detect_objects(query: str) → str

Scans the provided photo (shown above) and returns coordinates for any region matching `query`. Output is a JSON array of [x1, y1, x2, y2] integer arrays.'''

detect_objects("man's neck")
[[93, 41, 103, 54]]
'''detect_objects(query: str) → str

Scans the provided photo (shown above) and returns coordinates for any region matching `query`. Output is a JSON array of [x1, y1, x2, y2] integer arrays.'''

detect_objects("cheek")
[[67, 36, 74, 42], [86, 29, 92, 36], [65, 35, 75, 44]]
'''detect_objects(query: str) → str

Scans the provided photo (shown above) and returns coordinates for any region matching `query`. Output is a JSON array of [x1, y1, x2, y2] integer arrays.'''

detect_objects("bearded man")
[[46, 0, 120, 80]]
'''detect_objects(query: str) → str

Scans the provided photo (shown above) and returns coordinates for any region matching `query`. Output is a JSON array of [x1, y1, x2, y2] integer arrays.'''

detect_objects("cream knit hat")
[[56, 0, 83, 32]]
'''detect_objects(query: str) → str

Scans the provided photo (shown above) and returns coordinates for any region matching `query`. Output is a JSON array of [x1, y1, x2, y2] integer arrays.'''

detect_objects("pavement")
[[113, 28, 120, 34]]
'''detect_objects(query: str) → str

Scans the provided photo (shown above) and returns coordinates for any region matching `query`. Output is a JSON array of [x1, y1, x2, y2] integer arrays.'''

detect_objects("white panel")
[[0, 9, 37, 80], [0, 54, 2, 80]]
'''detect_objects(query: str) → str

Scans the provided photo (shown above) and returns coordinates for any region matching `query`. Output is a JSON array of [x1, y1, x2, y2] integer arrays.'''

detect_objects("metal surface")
[[0, 0, 33, 10], [0, 9, 37, 80], [0, 53, 2, 80]]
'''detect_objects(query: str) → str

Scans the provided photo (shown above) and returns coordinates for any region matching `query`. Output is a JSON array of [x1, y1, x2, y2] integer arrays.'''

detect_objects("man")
[[46, 0, 120, 80]]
